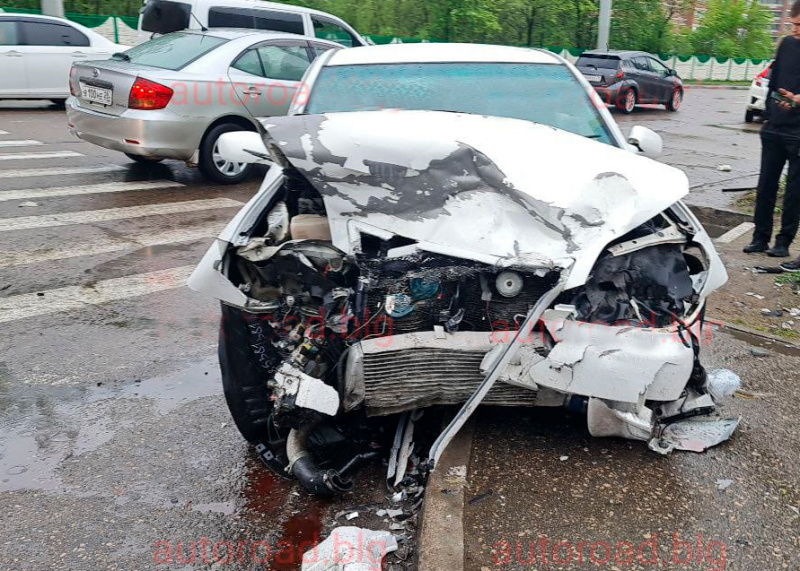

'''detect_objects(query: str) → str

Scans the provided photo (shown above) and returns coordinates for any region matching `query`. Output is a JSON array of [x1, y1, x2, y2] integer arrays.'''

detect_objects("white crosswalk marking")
[[0, 165, 126, 179], [0, 140, 44, 147], [0, 223, 226, 267], [0, 151, 83, 161], [0, 130, 10, 135], [0, 198, 243, 232], [0, 265, 196, 324], [0, 180, 184, 202]]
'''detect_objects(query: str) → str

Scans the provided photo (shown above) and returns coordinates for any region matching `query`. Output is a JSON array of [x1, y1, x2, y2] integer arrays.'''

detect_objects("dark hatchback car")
[[576, 50, 683, 114]]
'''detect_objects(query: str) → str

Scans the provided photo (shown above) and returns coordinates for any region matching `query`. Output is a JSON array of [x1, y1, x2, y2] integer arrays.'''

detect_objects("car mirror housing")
[[216, 131, 272, 165], [628, 125, 663, 158]]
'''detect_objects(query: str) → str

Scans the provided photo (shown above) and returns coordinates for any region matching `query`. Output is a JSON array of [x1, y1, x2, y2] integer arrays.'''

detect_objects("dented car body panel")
[[188, 45, 740, 493]]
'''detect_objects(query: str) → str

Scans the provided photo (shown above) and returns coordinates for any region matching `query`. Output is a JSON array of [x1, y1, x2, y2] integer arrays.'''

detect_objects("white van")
[[137, 0, 365, 46]]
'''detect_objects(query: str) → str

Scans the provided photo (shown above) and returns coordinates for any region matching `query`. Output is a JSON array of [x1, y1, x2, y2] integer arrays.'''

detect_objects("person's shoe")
[[743, 241, 768, 253], [767, 245, 790, 257], [780, 258, 800, 271]]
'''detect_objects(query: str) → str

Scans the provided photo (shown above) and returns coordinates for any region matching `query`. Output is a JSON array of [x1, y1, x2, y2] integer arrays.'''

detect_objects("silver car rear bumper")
[[65, 97, 204, 160]]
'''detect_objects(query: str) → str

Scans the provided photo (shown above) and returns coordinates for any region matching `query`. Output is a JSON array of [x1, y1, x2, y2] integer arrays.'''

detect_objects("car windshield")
[[306, 62, 614, 144], [121, 32, 227, 71], [576, 56, 620, 69]]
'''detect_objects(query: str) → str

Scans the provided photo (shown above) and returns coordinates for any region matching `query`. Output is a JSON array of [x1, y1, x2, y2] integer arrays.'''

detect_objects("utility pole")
[[41, 0, 65, 18], [597, 0, 611, 51]]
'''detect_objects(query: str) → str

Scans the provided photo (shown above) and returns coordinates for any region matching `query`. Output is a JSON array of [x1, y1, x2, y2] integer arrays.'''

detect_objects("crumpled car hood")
[[262, 110, 689, 288]]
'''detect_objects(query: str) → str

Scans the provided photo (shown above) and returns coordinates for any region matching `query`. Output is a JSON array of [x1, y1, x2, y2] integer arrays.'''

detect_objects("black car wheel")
[[745, 109, 755, 123], [199, 123, 253, 184], [617, 89, 636, 114], [666, 88, 683, 112]]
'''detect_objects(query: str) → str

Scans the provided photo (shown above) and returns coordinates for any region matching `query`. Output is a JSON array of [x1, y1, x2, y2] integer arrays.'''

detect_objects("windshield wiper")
[[111, 52, 131, 62]]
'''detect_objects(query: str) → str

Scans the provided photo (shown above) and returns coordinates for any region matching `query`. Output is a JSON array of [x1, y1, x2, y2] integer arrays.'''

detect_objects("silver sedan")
[[66, 29, 341, 183]]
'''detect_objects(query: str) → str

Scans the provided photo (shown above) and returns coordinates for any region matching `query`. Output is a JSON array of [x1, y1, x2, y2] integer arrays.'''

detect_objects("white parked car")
[[0, 13, 127, 104], [745, 62, 772, 123], [188, 44, 741, 495], [137, 0, 365, 47]]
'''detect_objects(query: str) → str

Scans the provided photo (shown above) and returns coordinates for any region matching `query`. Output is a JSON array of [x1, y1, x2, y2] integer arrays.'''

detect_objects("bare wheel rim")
[[212, 140, 247, 177], [625, 91, 635, 112], [672, 90, 682, 109]]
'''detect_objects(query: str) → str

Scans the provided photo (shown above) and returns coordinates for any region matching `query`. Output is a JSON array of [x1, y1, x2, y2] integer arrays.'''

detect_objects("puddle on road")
[[724, 326, 800, 357], [0, 358, 222, 492]]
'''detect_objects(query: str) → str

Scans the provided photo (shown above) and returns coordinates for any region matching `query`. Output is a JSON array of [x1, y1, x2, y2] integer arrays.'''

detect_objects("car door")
[[648, 57, 673, 103], [18, 19, 91, 97], [0, 19, 27, 97], [631, 57, 656, 103], [228, 40, 313, 118]]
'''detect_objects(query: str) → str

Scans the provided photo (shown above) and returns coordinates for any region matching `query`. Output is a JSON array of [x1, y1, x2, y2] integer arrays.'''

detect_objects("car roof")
[[580, 50, 650, 59], [0, 13, 80, 23], [192, 0, 356, 21], [326, 43, 562, 66]]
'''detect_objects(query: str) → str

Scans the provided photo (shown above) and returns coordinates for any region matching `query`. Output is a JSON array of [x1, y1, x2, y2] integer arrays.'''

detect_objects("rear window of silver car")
[[122, 32, 228, 70], [307, 62, 614, 144]]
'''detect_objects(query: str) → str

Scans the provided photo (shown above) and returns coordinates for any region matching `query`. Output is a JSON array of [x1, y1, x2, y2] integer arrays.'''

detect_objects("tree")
[[688, 0, 775, 58]]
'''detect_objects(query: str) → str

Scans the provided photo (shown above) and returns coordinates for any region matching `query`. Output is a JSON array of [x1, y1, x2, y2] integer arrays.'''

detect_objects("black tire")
[[124, 152, 164, 163], [666, 88, 683, 112], [198, 123, 253, 184], [50, 99, 67, 109], [218, 303, 277, 443], [745, 109, 755, 123], [617, 88, 636, 114]]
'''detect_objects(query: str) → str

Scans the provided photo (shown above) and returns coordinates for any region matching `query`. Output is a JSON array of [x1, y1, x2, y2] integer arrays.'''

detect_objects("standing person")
[[744, 2, 800, 259]]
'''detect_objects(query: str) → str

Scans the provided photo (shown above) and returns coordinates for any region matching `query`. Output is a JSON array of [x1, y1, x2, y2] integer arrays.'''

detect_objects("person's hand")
[[778, 88, 800, 110]]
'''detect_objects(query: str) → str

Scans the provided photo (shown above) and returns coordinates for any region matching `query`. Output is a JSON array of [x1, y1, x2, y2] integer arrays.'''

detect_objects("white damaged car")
[[188, 44, 741, 495]]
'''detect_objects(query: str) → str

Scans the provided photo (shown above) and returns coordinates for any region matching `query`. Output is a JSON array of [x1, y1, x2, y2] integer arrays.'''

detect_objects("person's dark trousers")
[[753, 130, 800, 248]]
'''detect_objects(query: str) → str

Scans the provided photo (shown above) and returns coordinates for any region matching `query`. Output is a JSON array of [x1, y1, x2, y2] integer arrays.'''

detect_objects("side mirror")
[[628, 125, 663, 158], [216, 131, 272, 165], [668, 69, 678, 77]]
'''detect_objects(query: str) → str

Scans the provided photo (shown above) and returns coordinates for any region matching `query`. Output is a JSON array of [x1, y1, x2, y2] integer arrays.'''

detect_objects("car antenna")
[[189, 11, 208, 32]]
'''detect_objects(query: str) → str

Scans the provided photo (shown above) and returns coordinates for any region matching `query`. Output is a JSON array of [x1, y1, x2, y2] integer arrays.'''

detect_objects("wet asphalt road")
[[0, 90, 779, 571]]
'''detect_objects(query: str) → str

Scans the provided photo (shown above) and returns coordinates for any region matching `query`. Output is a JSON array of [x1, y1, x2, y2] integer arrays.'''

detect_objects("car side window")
[[633, 57, 652, 72], [256, 44, 311, 81], [311, 16, 356, 47], [208, 7, 304, 35], [20, 21, 89, 47], [309, 42, 338, 60], [232, 49, 265, 77], [0, 21, 19, 45], [649, 58, 670, 76]]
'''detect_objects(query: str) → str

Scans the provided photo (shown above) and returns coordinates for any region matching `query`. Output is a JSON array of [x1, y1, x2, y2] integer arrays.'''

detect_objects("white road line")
[[0, 130, 9, 135], [0, 198, 243, 233], [0, 180, 184, 202], [0, 140, 44, 147], [714, 222, 755, 244], [0, 265, 196, 324], [0, 165, 125, 179], [0, 151, 83, 161], [0, 223, 226, 267]]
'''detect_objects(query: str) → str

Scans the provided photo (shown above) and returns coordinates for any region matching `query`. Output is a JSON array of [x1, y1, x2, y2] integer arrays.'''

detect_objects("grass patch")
[[684, 79, 752, 86], [735, 175, 787, 215], [775, 272, 800, 286]]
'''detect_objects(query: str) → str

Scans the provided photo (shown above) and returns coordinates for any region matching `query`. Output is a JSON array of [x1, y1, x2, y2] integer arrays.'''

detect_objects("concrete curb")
[[417, 418, 474, 571], [721, 322, 800, 351]]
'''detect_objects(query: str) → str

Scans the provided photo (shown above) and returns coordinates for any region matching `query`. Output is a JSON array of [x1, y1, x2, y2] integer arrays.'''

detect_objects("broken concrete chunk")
[[301, 527, 398, 571]]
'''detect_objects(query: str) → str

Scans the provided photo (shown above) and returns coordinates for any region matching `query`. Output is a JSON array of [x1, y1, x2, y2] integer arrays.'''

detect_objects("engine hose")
[[286, 427, 354, 496]]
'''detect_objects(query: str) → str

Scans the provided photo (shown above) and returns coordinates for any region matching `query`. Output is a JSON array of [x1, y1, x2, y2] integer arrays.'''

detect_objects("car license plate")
[[585, 74, 602, 83], [80, 83, 112, 106]]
